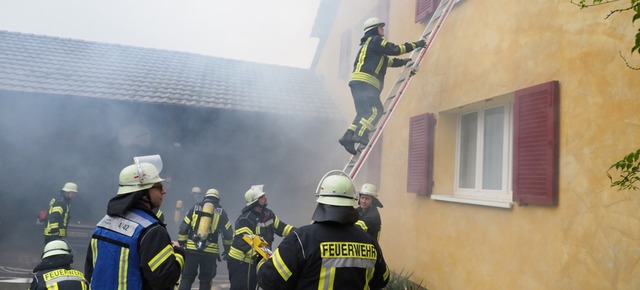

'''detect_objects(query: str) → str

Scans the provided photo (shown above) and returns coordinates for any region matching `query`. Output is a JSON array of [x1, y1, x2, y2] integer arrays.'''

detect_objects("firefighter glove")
[[415, 40, 426, 48], [401, 58, 412, 66]]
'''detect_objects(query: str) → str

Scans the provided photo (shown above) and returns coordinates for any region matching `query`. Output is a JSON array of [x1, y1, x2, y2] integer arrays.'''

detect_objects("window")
[[455, 103, 513, 201], [425, 80, 559, 208]]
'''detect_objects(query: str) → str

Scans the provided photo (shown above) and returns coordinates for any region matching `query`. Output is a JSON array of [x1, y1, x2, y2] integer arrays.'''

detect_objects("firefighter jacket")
[[85, 208, 185, 290], [257, 222, 390, 290], [177, 200, 233, 255], [356, 206, 382, 241], [30, 255, 88, 290], [228, 206, 295, 263], [349, 34, 420, 91], [44, 195, 70, 239]]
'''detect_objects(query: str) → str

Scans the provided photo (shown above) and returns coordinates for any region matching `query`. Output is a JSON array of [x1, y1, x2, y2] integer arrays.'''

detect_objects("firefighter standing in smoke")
[[177, 188, 233, 290], [355, 183, 383, 241], [339, 16, 426, 155], [84, 156, 184, 290], [227, 185, 296, 290], [30, 240, 89, 290], [43, 182, 78, 245], [257, 171, 389, 289], [188, 186, 203, 206]]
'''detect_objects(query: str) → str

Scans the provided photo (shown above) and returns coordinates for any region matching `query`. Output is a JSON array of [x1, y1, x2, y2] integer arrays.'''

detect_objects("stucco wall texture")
[[316, 0, 640, 289]]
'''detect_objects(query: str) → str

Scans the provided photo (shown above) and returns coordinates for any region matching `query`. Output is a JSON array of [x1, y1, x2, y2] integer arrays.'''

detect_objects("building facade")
[[314, 0, 640, 289]]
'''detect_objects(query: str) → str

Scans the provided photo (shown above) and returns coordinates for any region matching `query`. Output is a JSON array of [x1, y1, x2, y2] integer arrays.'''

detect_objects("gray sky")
[[0, 0, 321, 68]]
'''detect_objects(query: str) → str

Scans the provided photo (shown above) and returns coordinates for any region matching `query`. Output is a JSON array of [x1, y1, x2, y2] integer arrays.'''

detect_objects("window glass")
[[458, 112, 477, 188], [482, 106, 504, 190]]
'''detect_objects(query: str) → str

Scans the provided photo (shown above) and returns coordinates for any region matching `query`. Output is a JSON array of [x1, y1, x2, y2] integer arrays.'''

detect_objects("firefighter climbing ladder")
[[343, 0, 457, 179]]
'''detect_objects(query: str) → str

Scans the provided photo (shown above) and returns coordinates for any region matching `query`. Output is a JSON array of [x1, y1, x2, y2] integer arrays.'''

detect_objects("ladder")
[[343, 0, 457, 179]]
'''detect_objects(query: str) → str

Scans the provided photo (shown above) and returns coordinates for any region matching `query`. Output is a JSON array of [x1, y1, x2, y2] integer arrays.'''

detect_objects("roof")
[[0, 30, 338, 117]]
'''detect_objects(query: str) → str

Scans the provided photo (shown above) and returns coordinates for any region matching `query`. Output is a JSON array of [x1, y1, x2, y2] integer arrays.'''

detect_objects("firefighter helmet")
[[363, 17, 385, 32], [42, 240, 72, 259], [359, 183, 384, 208], [117, 162, 165, 195], [245, 185, 265, 206], [315, 170, 357, 207], [61, 182, 78, 193], [359, 183, 378, 198], [205, 188, 220, 199], [191, 187, 201, 194]]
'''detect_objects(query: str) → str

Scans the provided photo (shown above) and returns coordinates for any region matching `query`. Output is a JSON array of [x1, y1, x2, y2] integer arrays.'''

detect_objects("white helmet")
[[205, 188, 220, 199], [359, 183, 383, 208], [61, 182, 78, 193], [315, 170, 357, 207], [359, 183, 378, 198], [363, 17, 385, 32], [245, 185, 265, 206], [191, 187, 202, 194], [117, 155, 165, 195], [42, 240, 72, 259]]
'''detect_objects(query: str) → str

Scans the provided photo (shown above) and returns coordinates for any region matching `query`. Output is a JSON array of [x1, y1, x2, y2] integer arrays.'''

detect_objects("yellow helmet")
[[315, 170, 357, 207], [191, 187, 202, 194]]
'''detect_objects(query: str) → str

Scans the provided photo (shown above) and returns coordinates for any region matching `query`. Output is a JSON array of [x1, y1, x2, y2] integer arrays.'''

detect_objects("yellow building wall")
[[315, 0, 640, 289]]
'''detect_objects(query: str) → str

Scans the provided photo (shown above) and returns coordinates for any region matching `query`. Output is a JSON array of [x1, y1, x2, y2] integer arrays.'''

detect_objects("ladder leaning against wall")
[[343, 0, 458, 179]]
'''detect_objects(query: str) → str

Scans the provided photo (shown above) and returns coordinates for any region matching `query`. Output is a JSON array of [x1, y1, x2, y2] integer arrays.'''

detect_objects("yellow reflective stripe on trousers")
[[148, 244, 173, 272], [272, 248, 292, 281], [317, 266, 336, 290], [118, 247, 129, 290]]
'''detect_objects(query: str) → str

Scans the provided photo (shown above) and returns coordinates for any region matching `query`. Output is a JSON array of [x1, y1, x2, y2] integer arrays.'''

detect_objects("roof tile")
[[0, 30, 338, 117]]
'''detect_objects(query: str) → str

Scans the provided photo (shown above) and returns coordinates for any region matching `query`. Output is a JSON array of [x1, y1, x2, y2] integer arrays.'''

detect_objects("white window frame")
[[453, 102, 513, 202], [431, 94, 514, 208]]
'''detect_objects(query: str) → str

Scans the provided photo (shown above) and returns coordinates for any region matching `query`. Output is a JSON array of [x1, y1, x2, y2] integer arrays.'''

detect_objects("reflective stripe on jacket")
[[228, 207, 294, 263], [44, 197, 70, 238], [257, 222, 390, 290], [30, 268, 88, 290], [350, 35, 418, 91]]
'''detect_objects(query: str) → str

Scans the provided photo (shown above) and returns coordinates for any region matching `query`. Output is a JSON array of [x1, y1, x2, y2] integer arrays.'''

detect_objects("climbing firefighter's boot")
[[339, 130, 358, 155]]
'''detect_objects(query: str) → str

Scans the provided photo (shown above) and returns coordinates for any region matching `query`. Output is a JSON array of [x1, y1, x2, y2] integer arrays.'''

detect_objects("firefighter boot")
[[339, 130, 358, 155], [351, 131, 370, 148]]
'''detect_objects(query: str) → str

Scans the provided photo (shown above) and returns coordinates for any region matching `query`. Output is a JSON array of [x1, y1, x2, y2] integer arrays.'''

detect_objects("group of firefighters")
[[34, 159, 386, 290], [30, 15, 424, 290]]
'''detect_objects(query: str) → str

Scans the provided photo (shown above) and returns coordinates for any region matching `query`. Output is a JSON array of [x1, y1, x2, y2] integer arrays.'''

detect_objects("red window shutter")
[[407, 113, 436, 195], [513, 81, 559, 205], [415, 0, 437, 23]]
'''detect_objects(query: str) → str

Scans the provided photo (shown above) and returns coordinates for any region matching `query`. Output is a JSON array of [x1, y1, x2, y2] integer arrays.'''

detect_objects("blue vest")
[[89, 209, 157, 290]]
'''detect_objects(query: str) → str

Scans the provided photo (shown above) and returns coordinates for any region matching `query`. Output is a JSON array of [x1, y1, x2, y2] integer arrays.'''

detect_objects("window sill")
[[430, 194, 513, 209]]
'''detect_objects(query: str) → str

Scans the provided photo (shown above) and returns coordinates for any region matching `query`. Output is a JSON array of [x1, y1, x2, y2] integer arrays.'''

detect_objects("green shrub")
[[384, 269, 427, 290]]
